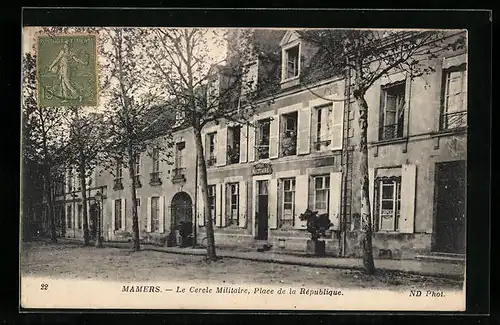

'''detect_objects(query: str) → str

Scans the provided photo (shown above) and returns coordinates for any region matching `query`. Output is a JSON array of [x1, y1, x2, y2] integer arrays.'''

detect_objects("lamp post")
[[94, 190, 103, 248]]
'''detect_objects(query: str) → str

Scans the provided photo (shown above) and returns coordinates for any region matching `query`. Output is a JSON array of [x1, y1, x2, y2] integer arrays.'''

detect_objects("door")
[[89, 204, 98, 240], [434, 160, 466, 254], [171, 192, 193, 229], [256, 180, 269, 240]]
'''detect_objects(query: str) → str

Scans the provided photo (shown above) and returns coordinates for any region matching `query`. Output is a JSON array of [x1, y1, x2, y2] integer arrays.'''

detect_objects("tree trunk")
[[194, 127, 217, 261], [46, 181, 57, 243], [354, 92, 376, 275], [127, 145, 141, 251], [78, 155, 90, 246]]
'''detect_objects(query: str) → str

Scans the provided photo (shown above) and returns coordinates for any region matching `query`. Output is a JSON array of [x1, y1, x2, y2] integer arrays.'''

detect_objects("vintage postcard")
[[20, 25, 467, 311]]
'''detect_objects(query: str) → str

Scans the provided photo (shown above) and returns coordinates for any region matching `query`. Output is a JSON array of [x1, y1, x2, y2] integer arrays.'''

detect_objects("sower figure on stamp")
[[48, 41, 88, 102]]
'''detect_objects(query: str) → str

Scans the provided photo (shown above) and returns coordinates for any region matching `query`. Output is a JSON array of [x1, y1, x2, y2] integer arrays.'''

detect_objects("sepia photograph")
[[20, 21, 468, 311]]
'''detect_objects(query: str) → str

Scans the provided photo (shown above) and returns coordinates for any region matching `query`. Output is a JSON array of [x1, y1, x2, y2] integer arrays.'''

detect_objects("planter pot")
[[306, 239, 326, 256]]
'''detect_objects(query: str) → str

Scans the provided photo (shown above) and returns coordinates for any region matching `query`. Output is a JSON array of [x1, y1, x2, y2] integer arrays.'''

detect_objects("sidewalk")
[[58, 238, 464, 280]]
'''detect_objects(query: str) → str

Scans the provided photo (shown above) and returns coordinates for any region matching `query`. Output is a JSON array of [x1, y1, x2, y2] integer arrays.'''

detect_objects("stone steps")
[[415, 252, 465, 264]]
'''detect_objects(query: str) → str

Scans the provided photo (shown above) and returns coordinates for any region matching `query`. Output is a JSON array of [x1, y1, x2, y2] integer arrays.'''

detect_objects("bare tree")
[[301, 29, 466, 274], [140, 28, 265, 260], [100, 27, 174, 251]]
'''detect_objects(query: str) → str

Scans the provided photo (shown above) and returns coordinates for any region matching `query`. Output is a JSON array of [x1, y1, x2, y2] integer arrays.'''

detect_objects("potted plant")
[[299, 209, 333, 256]]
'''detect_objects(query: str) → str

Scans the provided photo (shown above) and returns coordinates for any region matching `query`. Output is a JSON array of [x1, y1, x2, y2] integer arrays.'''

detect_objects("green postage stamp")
[[36, 34, 98, 107]]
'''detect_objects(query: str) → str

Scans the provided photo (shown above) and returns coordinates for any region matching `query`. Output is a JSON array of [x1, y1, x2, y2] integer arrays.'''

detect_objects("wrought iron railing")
[[206, 156, 217, 167], [441, 110, 467, 130], [149, 171, 162, 186], [171, 168, 186, 183], [379, 123, 404, 140], [256, 144, 270, 160], [281, 136, 297, 156], [113, 178, 123, 191]]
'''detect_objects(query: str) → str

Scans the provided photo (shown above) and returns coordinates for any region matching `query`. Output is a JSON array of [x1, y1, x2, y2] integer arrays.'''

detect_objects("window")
[[226, 183, 239, 225], [314, 104, 332, 151], [313, 175, 330, 215], [67, 205, 72, 229], [175, 142, 185, 170], [134, 155, 141, 187], [441, 65, 467, 130], [280, 178, 296, 228], [77, 204, 82, 229], [227, 126, 241, 164], [114, 199, 122, 230], [150, 149, 162, 185], [207, 185, 217, 224], [256, 118, 270, 160], [284, 45, 299, 80], [136, 198, 141, 207], [206, 132, 217, 167], [151, 197, 160, 232], [281, 112, 298, 156], [152, 148, 160, 173], [114, 159, 124, 190], [380, 81, 406, 140], [67, 169, 73, 192], [174, 110, 186, 126], [376, 178, 402, 231]]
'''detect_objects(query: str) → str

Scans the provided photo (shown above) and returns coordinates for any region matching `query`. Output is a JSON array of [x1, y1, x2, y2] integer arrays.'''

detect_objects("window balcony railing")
[[206, 156, 217, 167], [227, 145, 240, 165], [441, 110, 467, 130], [113, 178, 124, 191], [379, 123, 404, 141], [256, 145, 270, 160], [171, 167, 186, 184], [134, 175, 142, 188], [281, 136, 297, 157], [149, 171, 162, 186]]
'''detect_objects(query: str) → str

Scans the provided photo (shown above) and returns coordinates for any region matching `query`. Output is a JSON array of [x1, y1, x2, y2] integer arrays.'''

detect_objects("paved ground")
[[21, 241, 463, 291]]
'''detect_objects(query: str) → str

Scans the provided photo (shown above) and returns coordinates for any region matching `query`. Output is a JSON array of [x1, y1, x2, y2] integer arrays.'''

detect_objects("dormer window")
[[285, 45, 299, 80]]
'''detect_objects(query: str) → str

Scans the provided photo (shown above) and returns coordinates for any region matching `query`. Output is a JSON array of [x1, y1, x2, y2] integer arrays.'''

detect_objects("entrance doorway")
[[89, 203, 99, 241], [255, 180, 269, 240], [434, 160, 466, 254], [170, 192, 193, 230]]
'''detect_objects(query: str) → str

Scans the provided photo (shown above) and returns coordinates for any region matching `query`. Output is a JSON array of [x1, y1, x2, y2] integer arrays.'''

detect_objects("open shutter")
[[269, 115, 279, 159], [238, 181, 247, 228], [368, 168, 375, 228], [297, 108, 311, 155], [240, 125, 248, 163], [146, 197, 152, 232], [121, 199, 126, 231], [294, 175, 308, 229], [329, 172, 342, 230], [111, 200, 116, 231], [215, 184, 222, 227], [400, 164, 416, 233], [331, 101, 344, 150], [222, 184, 229, 227], [197, 186, 205, 226], [217, 127, 227, 166], [159, 196, 165, 233], [268, 178, 278, 229], [248, 122, 255, 162]]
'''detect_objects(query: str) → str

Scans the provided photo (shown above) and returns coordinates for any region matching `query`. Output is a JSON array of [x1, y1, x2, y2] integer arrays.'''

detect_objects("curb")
[[51, 239, 464, 281]]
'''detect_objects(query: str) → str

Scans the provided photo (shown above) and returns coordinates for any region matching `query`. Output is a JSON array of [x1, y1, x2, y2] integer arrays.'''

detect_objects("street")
[[21, 241, 463, 291]]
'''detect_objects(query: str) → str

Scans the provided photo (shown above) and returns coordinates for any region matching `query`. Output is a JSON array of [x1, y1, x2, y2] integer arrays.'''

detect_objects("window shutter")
[[215, 184, 222, 227], [240, 125, 248, 163], [329, 172, 342, 230], [294, 175, 308, 229], [217, 128, 227, 166], [248, 122, 255, 162], [201, 133, 206, 157], [111, 200, 116, 231], [297, 107, 311, 155], [269, 116, 279, 159], [121, 199, 126, 231], [331, 101, 344, 150], [159, 196, 165, 233], [197, 186, 205, 226], [368, 168, 375, 228], [222, 184, 229, 227], [146, 197, 152, 232], [400, 164, 416, 233], [268, 178, 278, 229], [238, 181, 247, 228]]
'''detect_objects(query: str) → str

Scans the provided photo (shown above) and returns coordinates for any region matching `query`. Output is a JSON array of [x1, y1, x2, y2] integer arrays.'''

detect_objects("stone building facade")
[[54, 29, 467, 260]]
